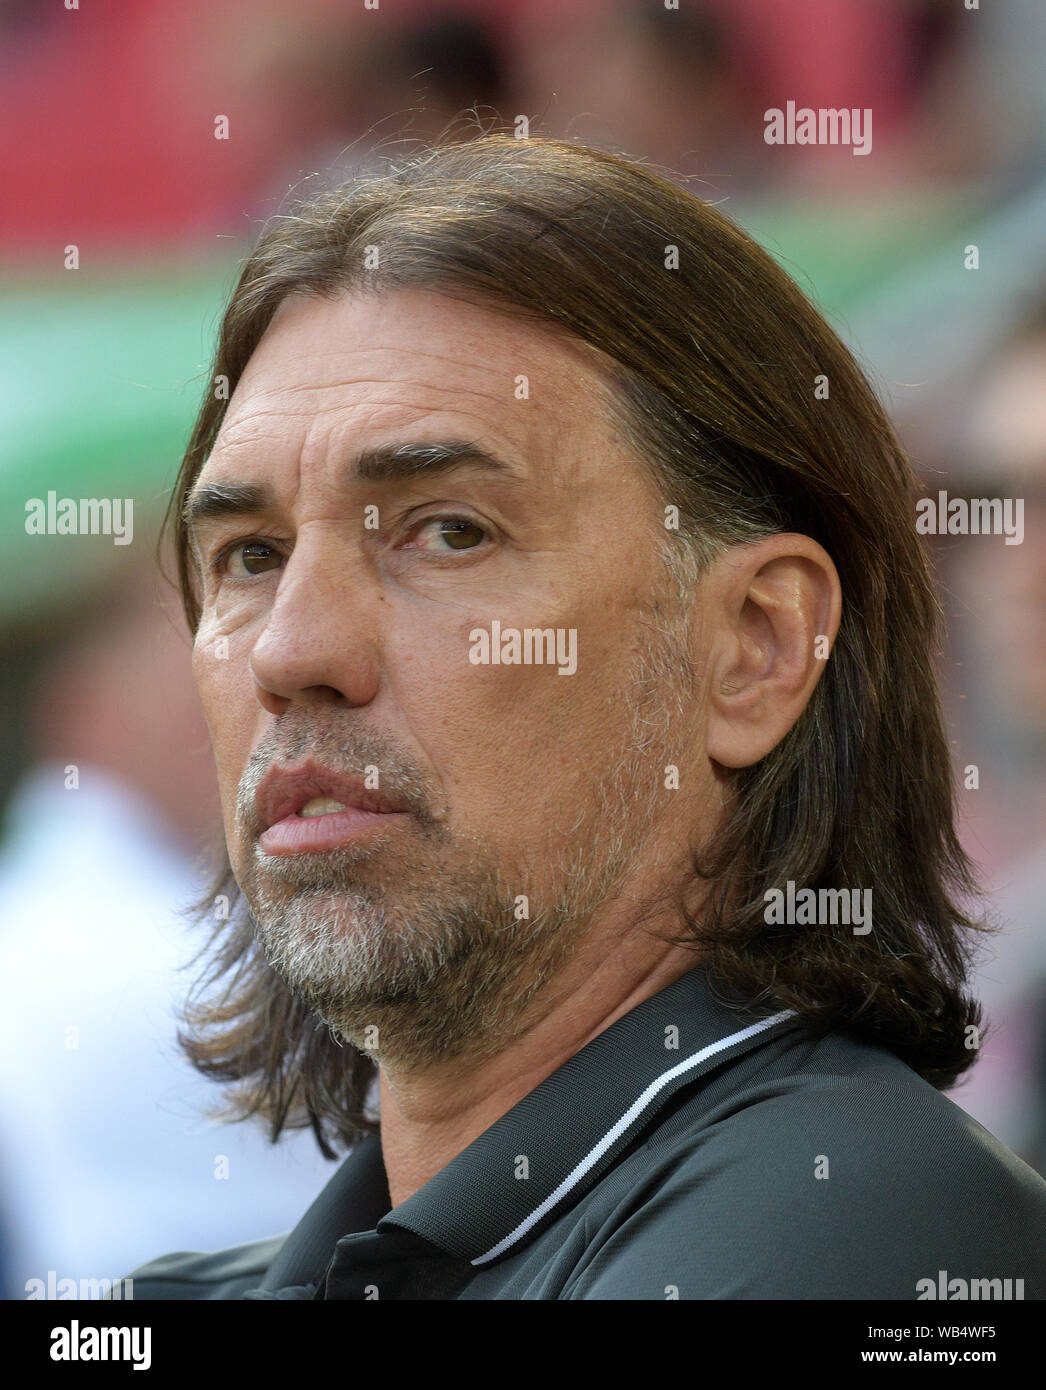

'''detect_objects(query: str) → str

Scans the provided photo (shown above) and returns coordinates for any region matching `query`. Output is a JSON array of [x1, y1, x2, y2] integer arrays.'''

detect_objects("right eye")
[[219, 541, 285, 578]]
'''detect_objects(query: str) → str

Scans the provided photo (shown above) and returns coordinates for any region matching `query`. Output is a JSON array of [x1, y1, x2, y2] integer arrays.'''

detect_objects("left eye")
[[410, 518, 488, 552]]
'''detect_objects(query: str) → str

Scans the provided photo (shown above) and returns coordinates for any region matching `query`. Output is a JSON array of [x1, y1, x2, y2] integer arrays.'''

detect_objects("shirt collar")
[[378, 964, 796, 1267]]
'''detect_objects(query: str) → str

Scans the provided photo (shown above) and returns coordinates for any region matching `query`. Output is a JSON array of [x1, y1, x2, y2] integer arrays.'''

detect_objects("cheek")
[[387, 609, 631, 823], [192, 632, 256, 807]]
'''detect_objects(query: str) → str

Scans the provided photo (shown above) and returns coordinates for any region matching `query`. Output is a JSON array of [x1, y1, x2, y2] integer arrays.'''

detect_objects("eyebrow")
[[184, 439, 516, 533]]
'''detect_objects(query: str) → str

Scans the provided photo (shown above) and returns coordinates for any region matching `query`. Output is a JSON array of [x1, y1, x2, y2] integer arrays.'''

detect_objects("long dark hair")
[[165, 134, 987, 1158]]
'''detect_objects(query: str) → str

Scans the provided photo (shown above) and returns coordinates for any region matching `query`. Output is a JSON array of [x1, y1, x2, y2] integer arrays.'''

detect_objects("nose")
[[248, 536, 381, 717]]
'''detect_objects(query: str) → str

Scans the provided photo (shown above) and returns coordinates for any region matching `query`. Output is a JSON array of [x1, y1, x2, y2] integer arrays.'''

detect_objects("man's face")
[[189, 287, 711, 1066]]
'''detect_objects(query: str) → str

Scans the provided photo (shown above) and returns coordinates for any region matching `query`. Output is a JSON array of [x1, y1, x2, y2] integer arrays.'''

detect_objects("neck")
[[377, 928, 699, 1207]]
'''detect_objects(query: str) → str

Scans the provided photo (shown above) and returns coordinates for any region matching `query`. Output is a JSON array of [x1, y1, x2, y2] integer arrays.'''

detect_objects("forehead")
[[205, 286, 626, 489]]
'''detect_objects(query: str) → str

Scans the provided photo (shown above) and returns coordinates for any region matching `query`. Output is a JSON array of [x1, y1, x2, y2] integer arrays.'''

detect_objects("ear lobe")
[[705, 536, 841, 770]]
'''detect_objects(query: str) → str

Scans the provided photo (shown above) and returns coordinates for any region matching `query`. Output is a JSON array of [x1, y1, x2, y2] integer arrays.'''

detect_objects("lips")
[[254, 759, 411, 855]]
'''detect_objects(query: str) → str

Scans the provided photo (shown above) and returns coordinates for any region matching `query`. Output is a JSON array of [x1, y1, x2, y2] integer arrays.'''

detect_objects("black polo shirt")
[[124, 964, 1046, 1299]]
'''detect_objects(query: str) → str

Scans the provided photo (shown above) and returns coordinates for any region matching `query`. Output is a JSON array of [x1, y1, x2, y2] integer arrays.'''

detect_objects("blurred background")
[[2, 0, 1046, 1296]]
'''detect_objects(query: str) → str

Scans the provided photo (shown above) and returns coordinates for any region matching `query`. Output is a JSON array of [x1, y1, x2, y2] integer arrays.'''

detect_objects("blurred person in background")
[[935, 307, 1046, 1172], [243, 5, 515, 216], [515, 0, 1012, 197], [515, 0, 754, 187], [0, 553, 334, 1297]]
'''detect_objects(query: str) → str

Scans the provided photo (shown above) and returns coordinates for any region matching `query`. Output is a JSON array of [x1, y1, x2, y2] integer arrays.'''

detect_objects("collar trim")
[[470, 1008, 794, 1266]]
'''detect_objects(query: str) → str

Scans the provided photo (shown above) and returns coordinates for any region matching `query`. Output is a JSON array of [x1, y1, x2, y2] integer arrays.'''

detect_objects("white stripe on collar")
[[471, 1010, 795, 1267]]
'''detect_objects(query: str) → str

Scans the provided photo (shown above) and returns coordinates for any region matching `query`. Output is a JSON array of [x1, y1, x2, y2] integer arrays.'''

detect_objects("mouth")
[[255, 759, 412, 856]]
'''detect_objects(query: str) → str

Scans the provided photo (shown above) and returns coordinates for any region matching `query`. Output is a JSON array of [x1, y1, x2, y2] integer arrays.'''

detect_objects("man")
[[126, 135, 1046, 1299]]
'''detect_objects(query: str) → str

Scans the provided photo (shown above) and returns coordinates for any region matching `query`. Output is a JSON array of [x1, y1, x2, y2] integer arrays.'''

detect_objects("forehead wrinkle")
[[216, 392, 567, 489], [261, 342, 518, 373], [251, 285, 624, 406], [255, 328, 579, 368], [216, 381, 544, 459], [228, 374, 549, 418], [233, 345, 527, 412], [215, 332, 620, 502], [234, 321, 609, 417]]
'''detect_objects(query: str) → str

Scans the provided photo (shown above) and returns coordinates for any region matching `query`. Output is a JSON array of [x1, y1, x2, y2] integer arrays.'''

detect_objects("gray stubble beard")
[[238, 573, 697, 1072]]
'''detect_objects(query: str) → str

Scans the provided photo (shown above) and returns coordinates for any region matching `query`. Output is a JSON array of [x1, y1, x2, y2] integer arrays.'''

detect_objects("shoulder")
[[118, 1234, 288, 1300], [568, 1032, 1046, 1299]]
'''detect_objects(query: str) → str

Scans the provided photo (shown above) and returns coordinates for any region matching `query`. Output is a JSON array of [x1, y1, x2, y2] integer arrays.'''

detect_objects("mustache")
[[234, 711, 442, 838]]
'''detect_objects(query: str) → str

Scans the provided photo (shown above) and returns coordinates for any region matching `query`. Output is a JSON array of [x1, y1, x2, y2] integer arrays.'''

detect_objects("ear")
[[703, 533, 842, 770]]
